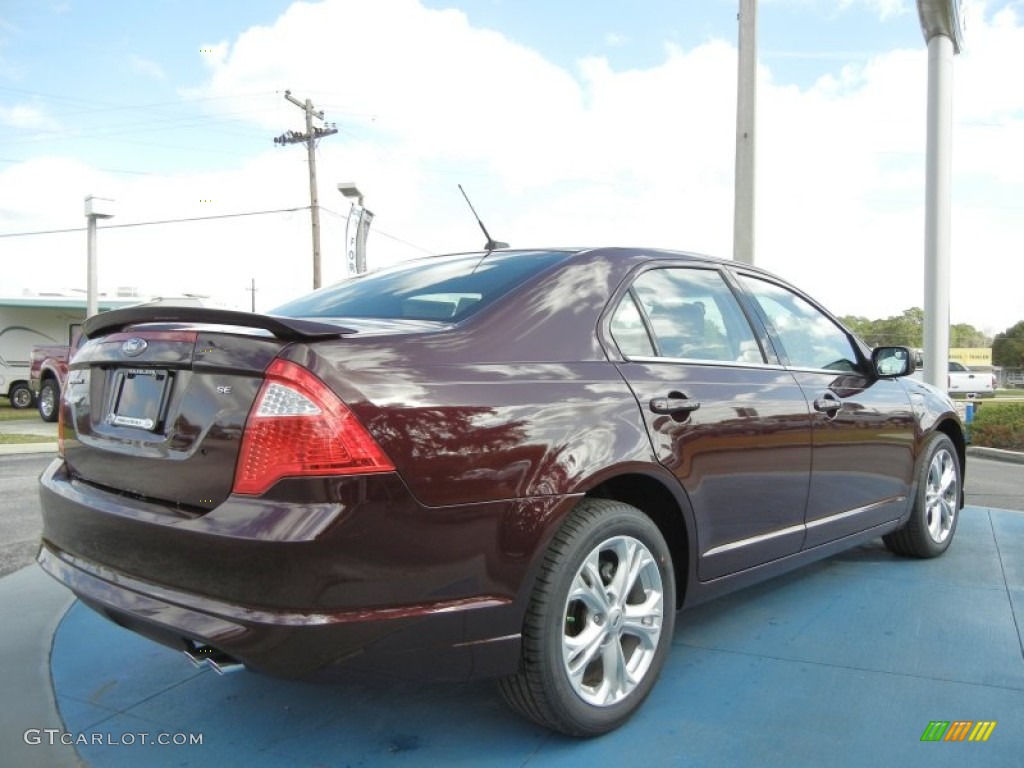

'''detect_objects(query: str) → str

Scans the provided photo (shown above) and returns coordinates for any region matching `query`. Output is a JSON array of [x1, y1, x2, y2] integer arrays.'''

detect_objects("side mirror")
[[872, 346, 914, 378]]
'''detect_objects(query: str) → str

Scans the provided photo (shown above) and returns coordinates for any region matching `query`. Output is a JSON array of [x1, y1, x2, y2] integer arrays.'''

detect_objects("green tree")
[[839, 315, 873, 343], [950, 323, 990, 348], [993, 321, 1024, 367], [848, 308, 923, 347], [842, 308, 991, 350]]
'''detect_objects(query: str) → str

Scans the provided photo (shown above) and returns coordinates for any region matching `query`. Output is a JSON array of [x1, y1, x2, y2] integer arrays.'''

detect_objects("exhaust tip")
[[183, 649, 206, 669], [184, 646, 244, 675]]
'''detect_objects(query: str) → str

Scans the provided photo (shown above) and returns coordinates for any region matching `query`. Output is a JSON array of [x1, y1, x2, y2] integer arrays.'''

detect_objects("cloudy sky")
[[1, 0, 1021, 334]]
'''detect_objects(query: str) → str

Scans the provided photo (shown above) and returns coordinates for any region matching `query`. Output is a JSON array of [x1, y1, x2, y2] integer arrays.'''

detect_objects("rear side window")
[[273, 250, 567, 322], [611, 268, 763, 363]]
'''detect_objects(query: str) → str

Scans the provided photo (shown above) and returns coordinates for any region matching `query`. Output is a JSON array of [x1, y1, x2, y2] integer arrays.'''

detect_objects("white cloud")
[[2, 0, 1022, 333], [839, 0, 912, 20], [196, 41, 230, 70], [129, 54, 166, 81], [0, 102, 57, 130]]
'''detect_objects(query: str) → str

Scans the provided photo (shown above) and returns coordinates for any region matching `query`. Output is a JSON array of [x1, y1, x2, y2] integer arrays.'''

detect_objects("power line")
[[0, 85, 278, 125], [0, 157, 163, 176], [0, 206, 310, 239], [1, 204, 434, 255], [319, 207, 433, 254], [0, 86, 281, 147]]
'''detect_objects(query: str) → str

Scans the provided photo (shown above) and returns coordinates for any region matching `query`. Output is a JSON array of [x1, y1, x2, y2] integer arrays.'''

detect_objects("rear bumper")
[[38, 460, 578, 681], [37, 542, 520, 680]]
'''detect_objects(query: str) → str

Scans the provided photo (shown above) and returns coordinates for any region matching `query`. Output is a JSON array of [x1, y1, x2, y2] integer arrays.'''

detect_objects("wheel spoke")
[[606, 538, 637, 603], [939, 457, 956, 496], [599, 635, 633, 703], [620, 542, 654, 607], [941, 497, 955, 529], [569, 553, 611, 614], [563, 624, 606, 683], [622, 597, 663, 649]]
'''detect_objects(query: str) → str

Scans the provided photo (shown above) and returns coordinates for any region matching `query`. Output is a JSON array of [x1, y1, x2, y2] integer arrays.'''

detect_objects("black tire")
[[499, 498, 676, 737], [8, 382, 33, 410], [38, 379, 60, 422], [883, 433, 961, 558]]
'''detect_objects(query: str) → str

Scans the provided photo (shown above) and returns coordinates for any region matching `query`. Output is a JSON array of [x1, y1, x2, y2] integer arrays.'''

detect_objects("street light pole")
[[733, 0, 758, 265], [916, 1, 963, 391], [84, 195, 115, 318]]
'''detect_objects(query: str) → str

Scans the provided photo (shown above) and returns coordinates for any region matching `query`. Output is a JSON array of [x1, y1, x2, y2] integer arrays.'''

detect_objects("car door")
[[608, 265, 813, 581], [734, 274, 916, 548]]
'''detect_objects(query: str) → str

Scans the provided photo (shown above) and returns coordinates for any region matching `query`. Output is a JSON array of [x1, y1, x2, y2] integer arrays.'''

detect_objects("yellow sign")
[[950, 348, 992, 367]]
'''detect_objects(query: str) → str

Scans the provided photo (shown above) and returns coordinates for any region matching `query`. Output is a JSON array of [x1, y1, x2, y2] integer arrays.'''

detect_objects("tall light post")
[[916, 1, 963, 391], [84, 195, 115, 318], [338, 182, 374, 275], [733, 0, 758, 265]]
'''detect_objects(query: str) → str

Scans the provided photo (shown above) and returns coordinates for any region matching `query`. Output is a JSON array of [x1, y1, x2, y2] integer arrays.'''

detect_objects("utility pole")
[[733, 0, 757, 265], [274, 90, 338, 289]]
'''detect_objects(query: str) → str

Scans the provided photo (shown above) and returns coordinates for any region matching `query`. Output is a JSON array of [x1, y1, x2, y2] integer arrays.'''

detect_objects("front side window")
[[611, 268, 763, 363], [738, 275, 858, 371]]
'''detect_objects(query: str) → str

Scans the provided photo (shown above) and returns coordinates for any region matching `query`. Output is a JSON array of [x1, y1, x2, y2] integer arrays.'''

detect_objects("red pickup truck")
[[29, 297, 210, 421], [30, 343, 72, 422]]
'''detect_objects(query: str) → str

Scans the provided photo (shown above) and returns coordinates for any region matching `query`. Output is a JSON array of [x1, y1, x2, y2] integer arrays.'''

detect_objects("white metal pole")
[[923, 33, 954, 390], [86, 216, 98, 318], [734, 0, 757, 265]]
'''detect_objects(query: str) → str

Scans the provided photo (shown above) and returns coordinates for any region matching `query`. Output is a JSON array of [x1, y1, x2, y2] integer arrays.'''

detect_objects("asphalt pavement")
[[1, 453, 56, 577]]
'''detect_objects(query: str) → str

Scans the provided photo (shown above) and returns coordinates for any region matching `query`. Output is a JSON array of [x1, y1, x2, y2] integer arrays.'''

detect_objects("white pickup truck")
[[911, 360, 996, 398]]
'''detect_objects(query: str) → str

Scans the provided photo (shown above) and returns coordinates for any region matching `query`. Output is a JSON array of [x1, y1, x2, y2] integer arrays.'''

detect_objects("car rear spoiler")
[[82, 306, 354, 341]]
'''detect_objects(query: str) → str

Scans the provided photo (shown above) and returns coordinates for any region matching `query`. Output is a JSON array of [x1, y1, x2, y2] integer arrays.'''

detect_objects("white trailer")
[[0, 296, 135, 409]]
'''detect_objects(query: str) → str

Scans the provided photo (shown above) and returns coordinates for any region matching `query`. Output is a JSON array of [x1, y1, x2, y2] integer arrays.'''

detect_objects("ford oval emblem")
[[122, 338, 148, 357]]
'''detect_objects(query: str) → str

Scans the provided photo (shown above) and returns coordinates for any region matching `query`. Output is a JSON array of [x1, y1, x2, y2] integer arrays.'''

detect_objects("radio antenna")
[[458, 184, 508, 251]]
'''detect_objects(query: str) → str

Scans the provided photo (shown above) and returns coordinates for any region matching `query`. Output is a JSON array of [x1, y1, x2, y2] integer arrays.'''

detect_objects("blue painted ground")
[[52, 506, 1024, 767]]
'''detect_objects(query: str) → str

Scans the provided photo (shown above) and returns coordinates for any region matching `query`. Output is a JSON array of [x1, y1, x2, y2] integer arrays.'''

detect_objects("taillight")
[[232, 359, 394, 495]]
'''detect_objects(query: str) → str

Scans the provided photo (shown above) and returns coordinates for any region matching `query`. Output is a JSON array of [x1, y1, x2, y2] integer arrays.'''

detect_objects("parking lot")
[[3, 438, 1023, 767]]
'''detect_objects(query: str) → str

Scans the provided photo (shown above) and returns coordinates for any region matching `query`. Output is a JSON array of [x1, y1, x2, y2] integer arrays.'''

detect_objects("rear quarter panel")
[[282, 252, 659, 508]]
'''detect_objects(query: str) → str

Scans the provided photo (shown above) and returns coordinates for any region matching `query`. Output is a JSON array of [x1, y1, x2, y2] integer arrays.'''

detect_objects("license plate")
[[109, 369, 170, 430]]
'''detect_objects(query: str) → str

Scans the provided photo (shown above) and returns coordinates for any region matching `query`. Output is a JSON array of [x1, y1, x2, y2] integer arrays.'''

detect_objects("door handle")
[[813, 394, 842, 413], [649, 397, 701, 415]]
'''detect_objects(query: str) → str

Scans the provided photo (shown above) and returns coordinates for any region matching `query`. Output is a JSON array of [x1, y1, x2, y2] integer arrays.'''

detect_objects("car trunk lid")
[[61, 308, 351, 513]]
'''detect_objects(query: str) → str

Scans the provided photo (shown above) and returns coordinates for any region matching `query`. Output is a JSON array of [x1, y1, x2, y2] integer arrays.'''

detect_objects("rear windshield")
[[273, 250, 568, 322]]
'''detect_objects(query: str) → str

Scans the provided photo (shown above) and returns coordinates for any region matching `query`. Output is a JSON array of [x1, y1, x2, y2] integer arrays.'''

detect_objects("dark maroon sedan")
[[38, 247, 964, 736]]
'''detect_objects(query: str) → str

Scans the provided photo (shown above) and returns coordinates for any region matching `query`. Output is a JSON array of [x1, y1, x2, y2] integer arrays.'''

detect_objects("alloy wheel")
[[561, 535, 664, 707], [924, 447, 958, 544]]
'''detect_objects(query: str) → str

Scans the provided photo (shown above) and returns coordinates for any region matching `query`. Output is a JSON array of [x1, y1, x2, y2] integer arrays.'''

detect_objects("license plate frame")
[[108, 368, 171, 431]]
